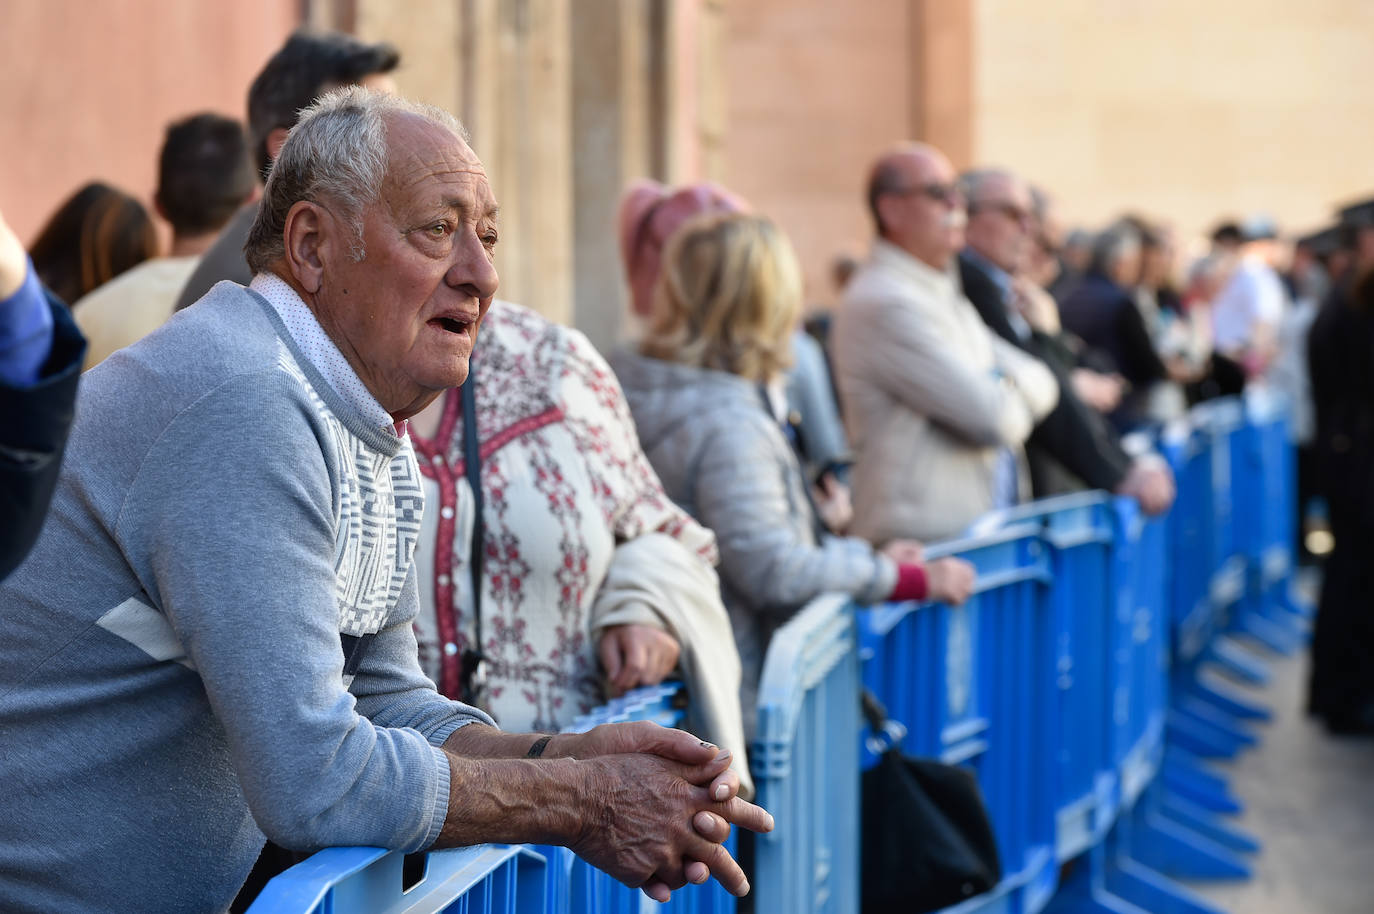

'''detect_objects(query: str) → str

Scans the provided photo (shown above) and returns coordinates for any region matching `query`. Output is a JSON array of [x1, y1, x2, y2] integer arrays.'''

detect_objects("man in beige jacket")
[[833, 143, 1058, 544]]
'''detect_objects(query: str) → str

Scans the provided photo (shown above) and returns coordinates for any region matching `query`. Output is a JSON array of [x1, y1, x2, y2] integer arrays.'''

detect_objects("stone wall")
[[2, 0, 298, 248]]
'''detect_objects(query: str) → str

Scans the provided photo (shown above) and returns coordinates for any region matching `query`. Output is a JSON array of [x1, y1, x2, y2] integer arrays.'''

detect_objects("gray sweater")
[[0, 281, 492, 913], [611, 350, 895, 725]]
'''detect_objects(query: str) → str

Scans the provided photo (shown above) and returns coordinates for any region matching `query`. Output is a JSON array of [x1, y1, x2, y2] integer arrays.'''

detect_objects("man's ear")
[[876, 195, 903, 238], [266, 126, 290, 163], [281, 201, 331, 295]]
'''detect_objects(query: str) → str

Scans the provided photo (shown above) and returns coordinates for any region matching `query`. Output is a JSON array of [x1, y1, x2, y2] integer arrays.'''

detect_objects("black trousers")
[[1307, 508, 1374, 728]]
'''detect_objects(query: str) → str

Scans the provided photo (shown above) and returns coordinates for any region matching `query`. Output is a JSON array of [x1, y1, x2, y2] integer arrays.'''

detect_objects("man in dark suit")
[[1306, 200, 1374, 735], [0, 204, 85, 580], [956, 169, 1173, 513]]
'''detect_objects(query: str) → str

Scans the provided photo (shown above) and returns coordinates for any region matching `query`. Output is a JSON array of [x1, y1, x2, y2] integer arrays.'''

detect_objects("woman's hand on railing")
[[925, 557, 976, 606], [881, 538, 926, 566], [598, 624, 681, 696]]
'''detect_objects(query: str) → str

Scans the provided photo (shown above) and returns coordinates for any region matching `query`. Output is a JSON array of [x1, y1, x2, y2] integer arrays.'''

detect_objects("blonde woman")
[[612, 212, 974, 729]]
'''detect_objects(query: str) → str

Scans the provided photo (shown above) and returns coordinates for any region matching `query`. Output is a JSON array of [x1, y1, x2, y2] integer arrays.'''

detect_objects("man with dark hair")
[[957, 169, 1173, 513], [173, 29, 400, 312], [1210, 220, 1244, 252], [74, 112, 255, 367]]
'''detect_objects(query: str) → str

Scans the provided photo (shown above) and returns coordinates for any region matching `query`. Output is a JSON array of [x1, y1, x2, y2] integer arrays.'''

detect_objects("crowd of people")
[[1, 26, 1372, 914]]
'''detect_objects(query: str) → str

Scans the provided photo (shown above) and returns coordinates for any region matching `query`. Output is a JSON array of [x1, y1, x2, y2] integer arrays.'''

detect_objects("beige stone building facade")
[[6, 0, 1373, 348]]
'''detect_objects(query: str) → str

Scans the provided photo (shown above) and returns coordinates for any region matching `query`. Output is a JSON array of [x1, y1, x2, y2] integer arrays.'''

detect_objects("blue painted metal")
[[859, 521, 1059, 914], [754, 593, 862, 914], [246, 844, 549, 914], [1043, 844, 1152, 914], [1159, 751, 1243, 816], [1102, 851, 1227, 914], [1121, 792, 1252, 880], [996, 492, 1119, 865], [1204, 637, 1271, 687], [1184, 674, 1272, 722], [1155, 792, 1260, 855]]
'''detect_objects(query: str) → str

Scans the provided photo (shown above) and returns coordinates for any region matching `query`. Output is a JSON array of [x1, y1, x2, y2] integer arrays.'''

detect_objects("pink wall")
[[1, 1, 300, 248], [722, 0, 918, 311]]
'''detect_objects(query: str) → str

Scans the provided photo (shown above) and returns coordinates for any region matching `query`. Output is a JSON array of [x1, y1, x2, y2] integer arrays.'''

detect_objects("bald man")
[[831, 144, 1058, 544]]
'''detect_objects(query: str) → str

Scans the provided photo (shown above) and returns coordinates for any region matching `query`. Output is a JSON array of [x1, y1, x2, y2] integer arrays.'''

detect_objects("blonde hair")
[[641, 212, 803, 382]]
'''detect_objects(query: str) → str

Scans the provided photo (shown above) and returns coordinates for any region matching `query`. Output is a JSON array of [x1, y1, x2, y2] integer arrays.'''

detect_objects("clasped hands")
[[556, 721, 772, 902], [442, 720, 772, 903]]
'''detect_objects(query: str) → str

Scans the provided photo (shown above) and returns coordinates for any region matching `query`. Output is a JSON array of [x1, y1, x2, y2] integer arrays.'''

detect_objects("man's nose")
[[449, 236, 500, 299]]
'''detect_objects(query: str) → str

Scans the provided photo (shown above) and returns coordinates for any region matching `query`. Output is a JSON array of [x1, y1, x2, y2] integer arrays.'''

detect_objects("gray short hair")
[[957, 168, 1016, 212], [244, 86, 470, 273], [1089, 220, 1143, 276]]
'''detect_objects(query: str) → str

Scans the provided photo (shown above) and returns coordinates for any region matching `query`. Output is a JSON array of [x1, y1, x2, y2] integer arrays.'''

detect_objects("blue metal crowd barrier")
[[247, 844, 548, 914], [752, 592, 862, 914], [252, 395, 1295, 914], [858, 521, 1060, 914]]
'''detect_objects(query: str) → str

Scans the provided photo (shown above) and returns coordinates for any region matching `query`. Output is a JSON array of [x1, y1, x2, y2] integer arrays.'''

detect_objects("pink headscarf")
[[617, 179, 750, 318]]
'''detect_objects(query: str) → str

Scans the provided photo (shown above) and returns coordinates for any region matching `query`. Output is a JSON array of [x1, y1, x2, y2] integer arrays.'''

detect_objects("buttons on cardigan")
[[441, 506, 455, 520], [438, 573, 451, 586], [444, 642, 459, 656]]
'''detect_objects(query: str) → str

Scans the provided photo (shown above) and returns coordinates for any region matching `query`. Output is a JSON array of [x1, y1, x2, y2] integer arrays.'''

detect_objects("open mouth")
[[431, 316, 473, 336]]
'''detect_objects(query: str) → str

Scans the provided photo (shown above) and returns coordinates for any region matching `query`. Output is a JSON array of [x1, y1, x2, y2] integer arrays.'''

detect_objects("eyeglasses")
[[970, 200, 1033, 227], [885, 182, 963, 208]]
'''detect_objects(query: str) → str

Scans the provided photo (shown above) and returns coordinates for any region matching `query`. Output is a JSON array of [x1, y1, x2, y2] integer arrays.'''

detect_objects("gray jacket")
[[611, 350, 896, 723]]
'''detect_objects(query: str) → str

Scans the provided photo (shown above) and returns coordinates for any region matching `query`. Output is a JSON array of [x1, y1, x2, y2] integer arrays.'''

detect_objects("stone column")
[[354, 0, 575, 326], [570, 0, 654, 351], [907, 0, 974, 168]]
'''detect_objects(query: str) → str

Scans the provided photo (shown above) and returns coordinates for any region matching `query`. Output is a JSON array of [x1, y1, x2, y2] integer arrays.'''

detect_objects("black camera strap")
[[458, 370, 486, 705]]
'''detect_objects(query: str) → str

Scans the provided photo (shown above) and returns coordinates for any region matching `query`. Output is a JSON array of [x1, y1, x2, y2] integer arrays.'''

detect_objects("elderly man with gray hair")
[[0, 88, 769, 913]]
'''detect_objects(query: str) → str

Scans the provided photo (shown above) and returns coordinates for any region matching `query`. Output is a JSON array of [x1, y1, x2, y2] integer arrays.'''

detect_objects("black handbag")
[[860, 690, 1002, 914]]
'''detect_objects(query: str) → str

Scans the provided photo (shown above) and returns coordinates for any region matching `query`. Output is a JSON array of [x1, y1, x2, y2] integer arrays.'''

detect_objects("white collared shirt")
[[250, 273, 399, 437]]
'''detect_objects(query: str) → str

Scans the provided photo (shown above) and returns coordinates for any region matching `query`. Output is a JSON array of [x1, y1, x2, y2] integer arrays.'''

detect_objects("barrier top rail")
[[246, 843, 548, 914], [753, 591, 862, 914]]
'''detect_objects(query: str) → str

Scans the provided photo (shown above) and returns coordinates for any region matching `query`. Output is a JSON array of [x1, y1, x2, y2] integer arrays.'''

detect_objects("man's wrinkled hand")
[[569, 750, 773, 902], [555, 721, 742, 804]]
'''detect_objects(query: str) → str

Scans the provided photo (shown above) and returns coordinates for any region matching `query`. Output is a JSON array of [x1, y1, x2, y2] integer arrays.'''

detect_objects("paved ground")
[[1183, 620, 1374, 914]]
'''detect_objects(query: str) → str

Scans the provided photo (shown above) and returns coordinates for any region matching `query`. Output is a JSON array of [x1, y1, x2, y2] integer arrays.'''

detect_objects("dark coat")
[[1305, 278, 1374, 727], [1058, 272, 1166, 430], [0, 288, 84, 580], [959, 253, 1131, 495]]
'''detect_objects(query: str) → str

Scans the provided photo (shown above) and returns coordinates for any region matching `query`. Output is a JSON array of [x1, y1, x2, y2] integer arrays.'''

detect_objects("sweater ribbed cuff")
[[888, 563, 929, 602], [420, 744, 453, 851]]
